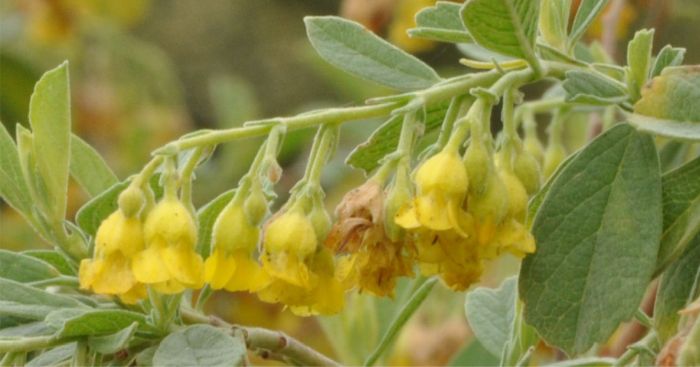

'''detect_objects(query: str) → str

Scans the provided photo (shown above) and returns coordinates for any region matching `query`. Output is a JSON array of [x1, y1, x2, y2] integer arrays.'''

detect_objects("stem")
[[159, 103, 398, 154], [363, 277, 438, 367], [180, 147, 204, 212], [180, 308, 340, 367], [634, 309, 653, 329], [0, 352, 16, 367], [0, 336, 60, 353]]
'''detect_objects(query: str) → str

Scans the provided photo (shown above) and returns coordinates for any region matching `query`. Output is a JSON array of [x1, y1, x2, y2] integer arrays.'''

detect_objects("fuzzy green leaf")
[[0, 278, 86, 320], [153, 324, 247, 367], [650, 45, 686, 78], [464, 277, 517, 357], [28, 61, 72, 221], [409, 2, 473, 43], [626, 29, 655, 101], [654, 233, 700, 343], [70, 134, 118, 198], [23, 250, 77, 276], [0, 123, 32, 216], [634, 66, 700, 123], [568, 0, 609, 51], [46, 309, 146, 338], [627, 114, 700, 142], [304, 16, 441, 91], [0, 249, 60, 283], [460, 0, 539, 62], [655, 156, 700, 274], [26, 343, 76, 367], [539, 0, 571, 51], [562, 70, 628, 105], [346, 102, 449, 173], [520, 124, 662, 356]]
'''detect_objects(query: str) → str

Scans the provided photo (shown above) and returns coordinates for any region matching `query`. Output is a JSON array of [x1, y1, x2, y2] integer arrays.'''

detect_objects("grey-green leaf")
[[626, 29, 655, 101], [627, 113, 700, 142], [26, 343, 76, 367], [0, 123, 32, 216], [460, 0, 540, 62], [23, 250, 77, 276], [153, 324, 247, 367], [650, 45, 686, 78], [464, 277, 517, 357], [563, 70, 628, 105], [539, 0, 571, 51], [70, 134, 118, 198], [346, 102, 449, 174], [520, 124, 662, 356], [655, 155, 700, 274], [46, 308, 146, 338], [304, 16, 441, 91], [654, 233, 700, 343], [87, 322, 139, 354], [409, 2, 473, 44], [568, 0, 609, 51], [28, 61, 72, 221], [0, 249, 60, 282], [0, 278, 86, 319]]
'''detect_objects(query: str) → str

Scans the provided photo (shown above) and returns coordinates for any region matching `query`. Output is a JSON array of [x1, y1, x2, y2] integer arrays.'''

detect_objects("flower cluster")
[[79, 108, 541, 315]]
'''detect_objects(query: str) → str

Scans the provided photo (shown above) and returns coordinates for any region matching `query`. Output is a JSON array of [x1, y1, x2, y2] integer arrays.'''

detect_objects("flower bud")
[[416, 150, 468, 196], [499, 169, 529, 221], [96, 210, 145, 257], [244, 183, 269, 226], [524, 134, 544, 163], [309, 195, 332, 241], [384, 175, 412, 242], [543, 142, 567, 178], [213, 203, 259, 253], [468, 170, 508, 224], [463, 138, 491, 195], [264, 210, 317, 258], [118, 185, 145, 218], [144, 197, 197, 247], [513, 151, 542, 195]]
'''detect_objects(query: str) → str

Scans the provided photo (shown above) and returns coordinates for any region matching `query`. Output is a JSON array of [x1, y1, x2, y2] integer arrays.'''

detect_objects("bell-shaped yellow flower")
[[132, 197, 204, 293], [204, 203, 269, 292], [79, 210, 145, 302], [396, 150, 469, 233], [260, 210, 317, 289]]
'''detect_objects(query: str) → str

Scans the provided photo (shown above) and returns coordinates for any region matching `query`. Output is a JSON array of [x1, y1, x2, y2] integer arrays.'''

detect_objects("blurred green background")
[[1, 0, 699, 365]]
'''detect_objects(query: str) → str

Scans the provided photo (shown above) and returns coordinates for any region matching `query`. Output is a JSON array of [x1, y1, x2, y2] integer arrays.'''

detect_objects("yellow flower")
[[79, 210, 145, 301], [204, 203, 269, 292], [132, 197, 204, 293], [396, 150, 469, 233], [260, 210, 317, 289], [258, 248, 346, 316]]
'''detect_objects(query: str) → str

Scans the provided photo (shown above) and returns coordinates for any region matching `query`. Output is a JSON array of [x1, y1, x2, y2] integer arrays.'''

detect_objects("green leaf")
[[197, 189, 235, 258], [568, 0, 609, 51], [0, 278, 86, 319], [654, 233, 700, 343], [655, 155, 700, 273], [546, 357, 616, 367], [0, 249, 60, 282], [23, 250, 77, 276], [464, 277, 517, 357], [28, 61, 72, 221], [627, 114, 700, 142], [520, 124, 662, 356], [634, 66, 700, 123], [528, 151, 579, 227], [153, 324, 247, 367], [460, 0, 540, 63], [46, 308, 146, 338], [562, 70, 628, 105], [346, 102, 449, 173], [87, 321, 139, 354], [650, 45, 686, 78], [0, 321, 54, 337], [70, 134, 118, 198], [409, 2, 473, 43], [0, 123, 32, 216], [626, 29, 655, 101], [448, 339, 499, 366], [304, 16, 441, 91], [539, 0, 571, 51], [26, 343, 76, 367]]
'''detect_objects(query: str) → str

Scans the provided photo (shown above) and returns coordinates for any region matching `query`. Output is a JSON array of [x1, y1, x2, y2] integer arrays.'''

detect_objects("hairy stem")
[[180, 308, 341, 366]]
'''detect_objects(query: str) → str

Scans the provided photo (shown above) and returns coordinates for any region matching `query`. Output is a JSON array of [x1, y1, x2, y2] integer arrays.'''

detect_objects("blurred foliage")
[[2, 0, 700, 365]]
